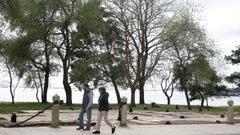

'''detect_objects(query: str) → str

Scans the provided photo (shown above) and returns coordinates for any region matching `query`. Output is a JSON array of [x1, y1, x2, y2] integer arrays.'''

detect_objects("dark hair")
[[99, 87, 106, 92], [82, 83, 89, 88]]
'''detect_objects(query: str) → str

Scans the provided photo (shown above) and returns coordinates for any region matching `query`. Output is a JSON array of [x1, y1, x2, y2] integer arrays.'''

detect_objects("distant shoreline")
[[0, 88, 238, 107]]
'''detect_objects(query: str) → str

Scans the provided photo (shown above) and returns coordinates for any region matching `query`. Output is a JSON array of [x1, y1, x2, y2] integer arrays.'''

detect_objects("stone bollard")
[[226, 100, 234, 124], [120, 97, 128, 127], [51, 94, 60, 128]]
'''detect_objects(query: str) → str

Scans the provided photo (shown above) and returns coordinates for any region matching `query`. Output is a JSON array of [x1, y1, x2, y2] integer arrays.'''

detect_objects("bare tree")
[[159, 65, 174, 105], [103, 0, 178, 106]]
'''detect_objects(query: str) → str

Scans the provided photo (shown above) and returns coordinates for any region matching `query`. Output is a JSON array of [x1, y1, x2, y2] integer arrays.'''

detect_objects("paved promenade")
[[0, 124, 240, 135]]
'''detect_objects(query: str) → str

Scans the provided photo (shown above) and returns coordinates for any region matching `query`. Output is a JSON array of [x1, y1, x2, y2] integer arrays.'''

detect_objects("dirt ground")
[[1, 109, 240, 127]]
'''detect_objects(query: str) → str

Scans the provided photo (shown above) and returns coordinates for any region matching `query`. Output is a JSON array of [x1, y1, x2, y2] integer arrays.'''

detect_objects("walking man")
[[93, 87, 116, 134], [77, 83, 94, 131]]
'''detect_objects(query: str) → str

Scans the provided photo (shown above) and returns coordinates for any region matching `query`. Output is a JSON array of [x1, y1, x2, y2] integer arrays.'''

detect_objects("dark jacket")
[[98, 92, 109, 111]]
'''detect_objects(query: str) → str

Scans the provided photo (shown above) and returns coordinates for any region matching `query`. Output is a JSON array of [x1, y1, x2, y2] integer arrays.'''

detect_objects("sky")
[[195, 0, 240, 78], [197, 0, 240, 55]]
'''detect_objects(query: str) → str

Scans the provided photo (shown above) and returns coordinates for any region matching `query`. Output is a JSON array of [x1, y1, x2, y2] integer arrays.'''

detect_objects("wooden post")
[[120, 97, 128, 127], [227, 100, 234, 124], [51, 94, 60, 128]]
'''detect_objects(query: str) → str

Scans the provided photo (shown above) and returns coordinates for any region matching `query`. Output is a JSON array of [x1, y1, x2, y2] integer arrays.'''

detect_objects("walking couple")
[[76, 83, 116, 134]]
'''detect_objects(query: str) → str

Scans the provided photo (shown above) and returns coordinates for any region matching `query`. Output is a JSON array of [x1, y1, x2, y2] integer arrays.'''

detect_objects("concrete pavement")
[[1, 110, 232, 126], [0, 124, 240, 135]]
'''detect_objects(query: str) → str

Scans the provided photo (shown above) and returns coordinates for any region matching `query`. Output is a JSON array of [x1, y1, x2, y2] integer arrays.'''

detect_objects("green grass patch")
[[0, 102, 120, 113], [0, 102, 239, 114], [130, 104, 228, 113]]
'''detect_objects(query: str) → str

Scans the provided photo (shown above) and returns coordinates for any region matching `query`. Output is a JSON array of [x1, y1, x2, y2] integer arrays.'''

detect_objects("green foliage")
[[169, 8, 216, 86], [0, 37, 28, 79], [70, 6, 127, 88], [189, 56, 219, 83], [225, 72, 240, 87], [177, 56, 227, 103], [70, 58, 99, 85], [164, 5, 214, 63], [163, 5, 217, 108], [226, 45, 240, 64], [4, 36, 33, 63], [225, 45, 240, 87]]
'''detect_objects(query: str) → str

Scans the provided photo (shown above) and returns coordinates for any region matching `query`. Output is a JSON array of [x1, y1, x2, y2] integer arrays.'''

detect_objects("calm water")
[[0, 88, 239, 106]]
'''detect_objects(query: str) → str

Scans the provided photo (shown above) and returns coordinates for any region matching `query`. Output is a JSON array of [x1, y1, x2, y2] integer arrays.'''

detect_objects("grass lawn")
[[0, 102, 238, 114], [0, 102, 118, 113]]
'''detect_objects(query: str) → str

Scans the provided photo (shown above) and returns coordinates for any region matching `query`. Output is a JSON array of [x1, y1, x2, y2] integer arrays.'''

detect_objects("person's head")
[[81, 83, 89, 90], [98, 87, 106, 94]]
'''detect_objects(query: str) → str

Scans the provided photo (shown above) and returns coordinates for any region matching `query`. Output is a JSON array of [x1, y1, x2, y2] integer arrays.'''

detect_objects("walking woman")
[[93, 87, 116, 134]]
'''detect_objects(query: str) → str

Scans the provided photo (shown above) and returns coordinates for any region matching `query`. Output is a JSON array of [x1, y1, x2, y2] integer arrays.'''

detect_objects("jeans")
[[79, 108, 92, 129], [96, 111, 113, 131]]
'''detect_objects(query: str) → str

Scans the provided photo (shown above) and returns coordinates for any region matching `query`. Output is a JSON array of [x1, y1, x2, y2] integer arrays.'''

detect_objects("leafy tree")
[[0, 0, 60, 103], [0, 0, 101, 105], [70, 7, 127, 104], [165, 6, 214, 110], [0, 37, 24, 104], [226, 45, 240, 87], [186, 56, 226, 107], [49, 0, 102, 105]]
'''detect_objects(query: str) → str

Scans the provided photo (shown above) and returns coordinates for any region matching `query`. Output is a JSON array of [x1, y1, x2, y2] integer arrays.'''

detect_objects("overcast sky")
[[195, 0, 240, 77], [197, 0, 240, 54]]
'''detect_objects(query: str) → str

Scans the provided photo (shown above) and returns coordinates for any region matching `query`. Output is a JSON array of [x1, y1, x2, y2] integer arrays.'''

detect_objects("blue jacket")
[[82, 88, 94, 109]]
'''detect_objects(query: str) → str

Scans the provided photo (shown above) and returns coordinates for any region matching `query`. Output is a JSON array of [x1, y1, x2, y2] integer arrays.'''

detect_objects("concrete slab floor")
[[0, 124, 240, 135]]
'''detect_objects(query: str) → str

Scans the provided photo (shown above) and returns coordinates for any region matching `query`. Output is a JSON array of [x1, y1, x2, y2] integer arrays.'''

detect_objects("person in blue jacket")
[[77, 83, 94, 131]]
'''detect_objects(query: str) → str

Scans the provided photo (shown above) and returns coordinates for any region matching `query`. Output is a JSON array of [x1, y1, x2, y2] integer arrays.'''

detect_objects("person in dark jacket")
[[93, 87, 116, 134], [77, 83, 94, 131]]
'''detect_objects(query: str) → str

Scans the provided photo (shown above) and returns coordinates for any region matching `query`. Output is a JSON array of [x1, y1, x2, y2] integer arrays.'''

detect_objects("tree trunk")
[[167, 96, 171, 105], [36, 87, 40, 103], [130, 87, 136, 107], [37, 70, 44, 103], [41, 69, 49, 103], [139, 82, 145, 104], [184, 89, 191, 110], [10, 79, 15, 104], [5, 58, 15, 104], [33, 77, 40, 103], [65, 84, 72, 105], [63, 66, 72, 105], [201, 98, 204, 108], [62, 20, 72, 105], [9, 71, 14, 104], [180, 72, 191, 110], [181, 82, 191, 110], [41, 40, 51, 103], [112, 80, 121, 104], [206, 97, 209, 111], [10, 93, 14, 104], [163, 92, 171, 105], [198, 92, 204, 108]]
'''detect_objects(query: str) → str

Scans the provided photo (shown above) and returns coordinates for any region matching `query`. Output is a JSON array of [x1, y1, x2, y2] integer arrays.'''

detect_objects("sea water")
[[0, 87, 239, 106]]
